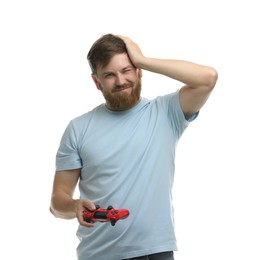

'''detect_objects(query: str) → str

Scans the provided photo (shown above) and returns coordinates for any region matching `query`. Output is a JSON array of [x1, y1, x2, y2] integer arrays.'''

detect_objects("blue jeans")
[[122, 251, 174, 260]]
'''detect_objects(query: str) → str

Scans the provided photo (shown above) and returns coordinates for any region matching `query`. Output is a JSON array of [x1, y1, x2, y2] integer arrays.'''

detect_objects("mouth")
[[113, 86, 131, 93]]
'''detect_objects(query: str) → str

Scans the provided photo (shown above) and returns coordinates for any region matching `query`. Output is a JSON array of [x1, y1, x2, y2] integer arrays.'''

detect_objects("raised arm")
[[119, 36, 218, 118]]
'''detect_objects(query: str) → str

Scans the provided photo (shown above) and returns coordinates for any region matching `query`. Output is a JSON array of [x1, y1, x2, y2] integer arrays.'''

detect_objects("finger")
[[83, 200, 96, 211], [117, 35, 132, 44], [117, 34, 126, 40], [77, 208, 95, 228], [80, 219, 95, 228], [75, 200, 96, 226]]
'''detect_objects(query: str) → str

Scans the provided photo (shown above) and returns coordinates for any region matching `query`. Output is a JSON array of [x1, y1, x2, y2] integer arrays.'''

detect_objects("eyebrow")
[[101, 65, 134, 77], [122, 65, 134, 71]]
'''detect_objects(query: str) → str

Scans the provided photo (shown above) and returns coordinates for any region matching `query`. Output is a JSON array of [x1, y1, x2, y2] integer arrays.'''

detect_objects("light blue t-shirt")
[[56, 90, 197, 260]]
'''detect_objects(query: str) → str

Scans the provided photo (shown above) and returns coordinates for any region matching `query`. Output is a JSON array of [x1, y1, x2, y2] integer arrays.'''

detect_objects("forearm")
[[138, 57, 217, 89], [120, 35, 217, 89]]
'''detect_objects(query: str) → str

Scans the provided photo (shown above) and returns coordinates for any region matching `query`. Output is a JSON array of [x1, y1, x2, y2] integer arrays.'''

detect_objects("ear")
[[92, 74, 101, 90]]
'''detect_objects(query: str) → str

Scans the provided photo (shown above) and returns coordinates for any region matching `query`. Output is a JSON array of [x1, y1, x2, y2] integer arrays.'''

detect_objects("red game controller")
[[83, 205, 130, 226]]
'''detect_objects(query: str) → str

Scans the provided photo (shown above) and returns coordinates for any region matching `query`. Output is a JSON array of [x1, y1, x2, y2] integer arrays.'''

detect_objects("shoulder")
[[61, 104, 105, 140], [149, 90, 182, 114], [71, 104, 104, 126]]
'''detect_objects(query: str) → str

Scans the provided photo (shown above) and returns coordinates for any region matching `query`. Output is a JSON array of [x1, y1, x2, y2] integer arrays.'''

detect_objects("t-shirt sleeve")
[[158, 89, 199, 138], [55, 120, 82, 171]]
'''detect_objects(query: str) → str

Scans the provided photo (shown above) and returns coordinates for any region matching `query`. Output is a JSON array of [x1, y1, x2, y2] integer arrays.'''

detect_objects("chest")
[[79, 108, 174, 169]]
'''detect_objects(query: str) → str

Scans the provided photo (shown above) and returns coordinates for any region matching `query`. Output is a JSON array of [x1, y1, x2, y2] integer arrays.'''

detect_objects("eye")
[[123, 68, 132, 73], [104, 73, 114, 78]]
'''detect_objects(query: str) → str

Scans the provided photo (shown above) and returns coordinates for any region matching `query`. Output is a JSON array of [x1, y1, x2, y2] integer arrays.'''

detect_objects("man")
[[50, 34, 218, 260]]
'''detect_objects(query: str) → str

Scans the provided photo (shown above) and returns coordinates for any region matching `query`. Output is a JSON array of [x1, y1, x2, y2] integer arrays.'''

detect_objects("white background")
[[1, 0, 266, 259]]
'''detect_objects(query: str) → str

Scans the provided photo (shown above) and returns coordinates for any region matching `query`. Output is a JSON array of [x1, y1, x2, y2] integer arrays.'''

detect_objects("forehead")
[[99, 53, 133, 73]]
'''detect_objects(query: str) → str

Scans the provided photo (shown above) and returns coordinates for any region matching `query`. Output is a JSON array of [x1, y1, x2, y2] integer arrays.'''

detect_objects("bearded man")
[[50, 34, 218, 260]]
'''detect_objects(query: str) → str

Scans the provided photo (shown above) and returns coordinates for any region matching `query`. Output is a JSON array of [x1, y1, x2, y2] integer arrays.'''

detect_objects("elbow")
[[49, 205, 68, 219], [208, 67, 218, 90], [49, 198, 63, 218], [49, 204, 59, 218], [49, 197, 77, 219]]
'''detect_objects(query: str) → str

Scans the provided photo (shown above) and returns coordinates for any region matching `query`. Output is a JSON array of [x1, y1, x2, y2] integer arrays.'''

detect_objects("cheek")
[[98, 82, 113, 93], [100, 78, 115, 88], [95, 82, 102, 91]]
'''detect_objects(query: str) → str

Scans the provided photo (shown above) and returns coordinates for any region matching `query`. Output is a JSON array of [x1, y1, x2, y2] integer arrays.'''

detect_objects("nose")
[[115, 73, 126, 86]]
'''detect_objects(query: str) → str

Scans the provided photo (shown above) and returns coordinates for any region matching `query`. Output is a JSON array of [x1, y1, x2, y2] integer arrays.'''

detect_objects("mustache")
[[112, 84, 131, 92]]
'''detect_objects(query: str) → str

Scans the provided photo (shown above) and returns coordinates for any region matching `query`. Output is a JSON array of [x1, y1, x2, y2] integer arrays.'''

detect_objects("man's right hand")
[[75, 199, 96, 227]]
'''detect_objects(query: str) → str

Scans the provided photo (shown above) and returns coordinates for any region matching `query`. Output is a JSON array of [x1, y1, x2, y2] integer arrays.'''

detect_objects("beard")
[[100, 79, 142, 111]]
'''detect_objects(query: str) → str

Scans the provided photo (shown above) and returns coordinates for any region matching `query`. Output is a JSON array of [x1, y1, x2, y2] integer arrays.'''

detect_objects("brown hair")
[[87, 34, 127, 74]]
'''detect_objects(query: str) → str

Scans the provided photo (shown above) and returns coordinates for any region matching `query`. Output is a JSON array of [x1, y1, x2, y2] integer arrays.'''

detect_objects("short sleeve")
[[156, 90, 198, 138], [55, 121, 82, 171]]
